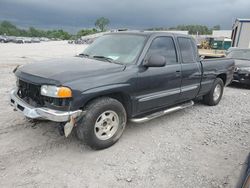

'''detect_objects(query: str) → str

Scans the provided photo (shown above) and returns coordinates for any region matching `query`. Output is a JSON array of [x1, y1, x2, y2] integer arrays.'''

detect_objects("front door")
[[136, 36, 181, 114]]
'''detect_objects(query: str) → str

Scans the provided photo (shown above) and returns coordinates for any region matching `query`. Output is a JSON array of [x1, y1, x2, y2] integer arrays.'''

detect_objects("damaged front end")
[[10, 78, 84, 137]]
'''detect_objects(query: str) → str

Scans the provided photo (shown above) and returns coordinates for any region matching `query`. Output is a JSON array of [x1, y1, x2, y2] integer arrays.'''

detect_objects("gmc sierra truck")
[[10, 32, 235, 149]]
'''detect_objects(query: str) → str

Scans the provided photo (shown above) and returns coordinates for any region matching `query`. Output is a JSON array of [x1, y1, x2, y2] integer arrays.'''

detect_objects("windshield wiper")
[[78, 53, 90, 57], [92, 55, 120, 64]]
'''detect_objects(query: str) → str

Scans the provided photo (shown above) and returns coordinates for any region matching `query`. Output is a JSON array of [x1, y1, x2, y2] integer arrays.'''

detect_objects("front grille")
[[17, 79, 43, 107], [17, 79, 71, 109]]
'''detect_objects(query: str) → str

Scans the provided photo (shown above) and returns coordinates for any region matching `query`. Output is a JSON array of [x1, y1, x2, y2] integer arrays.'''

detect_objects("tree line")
[[147, 24, 221, 35], [1, 18, 221, 40], [0, 21, 72, 40], [0, 17, 110, 40]]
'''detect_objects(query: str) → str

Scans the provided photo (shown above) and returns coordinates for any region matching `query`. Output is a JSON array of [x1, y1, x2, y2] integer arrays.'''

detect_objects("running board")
[[130, 101, 194, 123]]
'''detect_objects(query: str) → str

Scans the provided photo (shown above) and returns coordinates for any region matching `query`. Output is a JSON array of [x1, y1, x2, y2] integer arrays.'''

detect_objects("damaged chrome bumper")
[[9, 89, 83, 122]]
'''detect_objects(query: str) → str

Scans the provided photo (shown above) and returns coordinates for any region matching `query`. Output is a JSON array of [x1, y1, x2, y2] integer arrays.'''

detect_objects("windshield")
[[227, 49, 250, 60], [82, 34, 146, 64]]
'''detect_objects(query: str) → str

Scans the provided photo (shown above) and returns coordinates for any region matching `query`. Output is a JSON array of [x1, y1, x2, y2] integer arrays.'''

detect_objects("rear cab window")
[[177, 37, 198, 63]]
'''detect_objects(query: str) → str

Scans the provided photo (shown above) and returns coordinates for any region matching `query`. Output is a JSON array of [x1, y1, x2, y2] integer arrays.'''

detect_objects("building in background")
[[212, 30, 232, 38], [193, 30, 232, 50], [232, 18, 250, 48]]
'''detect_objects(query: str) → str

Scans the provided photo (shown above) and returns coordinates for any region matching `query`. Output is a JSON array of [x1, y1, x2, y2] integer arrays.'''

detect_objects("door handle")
[[176, 70, 181, 73]]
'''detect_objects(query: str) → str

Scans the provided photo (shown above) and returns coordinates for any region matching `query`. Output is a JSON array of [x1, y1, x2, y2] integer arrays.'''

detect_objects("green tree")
[[77, 28, 97, 37], [28, 27, 43, 37], [1, 21, 16, 29], [0, 20, 72, 39], [168, 24, 212, 35], [147, 27, 166, 31], [0, 21, 20, 36], [95, 17, 110, 32], [46, 29, 71, 40]]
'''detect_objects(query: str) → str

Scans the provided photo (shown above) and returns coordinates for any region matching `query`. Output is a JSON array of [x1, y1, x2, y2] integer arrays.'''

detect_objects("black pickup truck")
[[10, 32, 235, 149]]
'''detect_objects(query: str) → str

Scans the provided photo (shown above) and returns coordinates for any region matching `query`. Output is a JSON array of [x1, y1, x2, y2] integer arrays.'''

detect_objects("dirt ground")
[[0, 41, 249, 188]]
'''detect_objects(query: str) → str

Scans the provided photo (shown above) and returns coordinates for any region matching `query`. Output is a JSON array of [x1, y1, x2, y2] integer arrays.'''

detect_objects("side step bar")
[[130, 100, 194, 123]]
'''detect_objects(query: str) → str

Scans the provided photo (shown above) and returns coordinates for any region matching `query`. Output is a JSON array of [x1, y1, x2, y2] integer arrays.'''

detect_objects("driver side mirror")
[[144, 54, 166, 67]]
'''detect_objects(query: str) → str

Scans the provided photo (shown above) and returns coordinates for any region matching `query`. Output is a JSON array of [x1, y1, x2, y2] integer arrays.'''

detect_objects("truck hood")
[[15, 57, 126, 85], [235, 59, 250, 68]]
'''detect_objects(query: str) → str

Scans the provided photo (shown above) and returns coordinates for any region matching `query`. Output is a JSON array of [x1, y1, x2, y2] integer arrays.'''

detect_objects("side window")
[[178, 37, 197, 63], [147, 37, 178, 64]]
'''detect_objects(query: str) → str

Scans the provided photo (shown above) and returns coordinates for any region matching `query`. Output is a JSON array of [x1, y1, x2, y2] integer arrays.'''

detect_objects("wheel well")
[[217, 74, 227, 85], [84, 92, 132, 117]]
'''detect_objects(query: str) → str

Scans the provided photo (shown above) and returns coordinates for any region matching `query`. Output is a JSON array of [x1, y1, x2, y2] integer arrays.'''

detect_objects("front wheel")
[[76, 97, 127, 150], [203, 78, 224, 106]]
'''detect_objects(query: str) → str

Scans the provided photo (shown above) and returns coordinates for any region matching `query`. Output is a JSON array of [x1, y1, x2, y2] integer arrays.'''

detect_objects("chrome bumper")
[[9, 89, 83, 122]]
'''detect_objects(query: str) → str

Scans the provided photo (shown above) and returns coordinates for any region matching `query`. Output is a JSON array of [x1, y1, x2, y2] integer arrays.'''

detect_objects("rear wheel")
[[76, 97, 127, 150], [203, 78, 224, 106]]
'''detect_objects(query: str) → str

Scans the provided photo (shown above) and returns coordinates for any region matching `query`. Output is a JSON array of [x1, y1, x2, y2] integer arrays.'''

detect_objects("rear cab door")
[[176, 36, 202, 102]]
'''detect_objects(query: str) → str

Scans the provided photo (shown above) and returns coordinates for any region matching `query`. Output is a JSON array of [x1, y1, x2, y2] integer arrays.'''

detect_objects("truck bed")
[[198, 58, 235, 96]]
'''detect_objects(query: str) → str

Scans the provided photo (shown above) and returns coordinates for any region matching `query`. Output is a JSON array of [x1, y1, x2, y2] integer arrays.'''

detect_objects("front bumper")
[[9, 89, 83, 122], [233, 73, 250, 85]]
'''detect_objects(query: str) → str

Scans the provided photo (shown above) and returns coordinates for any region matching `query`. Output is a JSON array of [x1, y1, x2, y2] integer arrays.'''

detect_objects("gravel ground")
[[0, 41, 249, 188]]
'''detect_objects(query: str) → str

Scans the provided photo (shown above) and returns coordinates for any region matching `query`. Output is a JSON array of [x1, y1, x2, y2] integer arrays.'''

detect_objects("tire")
[[76, 97, 127, 150], [203, 78, 224, 106]]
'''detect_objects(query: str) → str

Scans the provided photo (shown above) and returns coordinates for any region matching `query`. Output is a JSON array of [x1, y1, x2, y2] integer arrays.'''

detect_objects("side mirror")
[[144, 54, 166, 67]]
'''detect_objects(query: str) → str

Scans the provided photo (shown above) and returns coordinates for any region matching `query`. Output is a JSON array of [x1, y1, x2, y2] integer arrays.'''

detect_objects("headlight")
[[41, 85, 72, 98], [238, 67, 250, 72]]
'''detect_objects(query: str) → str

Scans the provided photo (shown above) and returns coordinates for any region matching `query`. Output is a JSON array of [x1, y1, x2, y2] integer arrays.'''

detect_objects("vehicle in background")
[[10, 32, 234, 149], [69, 38, 96, 44], [225, 47, 238, 55], [0, 35, 9, 43], [6, 36, 16, 43], [23, 37, 32, 43], [31, 37, 40, 43], [14, 37, 25, 43], [0, 36, 48, 44], [40, 37, 50, 42], [1, 36, 18, 43], [226, 48, 250, 85]]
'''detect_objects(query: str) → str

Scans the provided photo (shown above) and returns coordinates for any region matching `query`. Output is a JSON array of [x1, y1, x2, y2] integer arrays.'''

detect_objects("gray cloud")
[[0, 0, 249, 32]]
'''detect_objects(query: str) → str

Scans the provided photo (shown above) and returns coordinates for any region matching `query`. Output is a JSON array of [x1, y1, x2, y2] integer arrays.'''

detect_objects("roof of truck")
[[106, 31, 190, 37]]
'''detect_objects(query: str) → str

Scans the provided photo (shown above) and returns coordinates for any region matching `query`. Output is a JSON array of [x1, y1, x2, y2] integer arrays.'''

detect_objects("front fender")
[[70, 83, 132, 110]]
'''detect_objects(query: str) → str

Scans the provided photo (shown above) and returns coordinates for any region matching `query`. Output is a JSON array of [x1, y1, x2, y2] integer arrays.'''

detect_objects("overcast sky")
[[0, 0, 249, 32]]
